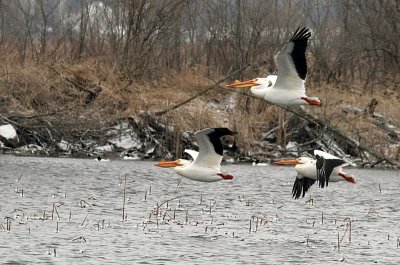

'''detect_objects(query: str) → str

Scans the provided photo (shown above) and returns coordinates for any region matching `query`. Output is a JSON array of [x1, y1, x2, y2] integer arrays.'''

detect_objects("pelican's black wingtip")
[[291, 27, 312, 42]]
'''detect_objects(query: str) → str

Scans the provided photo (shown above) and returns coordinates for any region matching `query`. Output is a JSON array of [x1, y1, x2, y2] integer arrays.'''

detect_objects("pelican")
[[155, 128, 237, 182], [226, 27, 321, 106], [274, 150, 356, 199]]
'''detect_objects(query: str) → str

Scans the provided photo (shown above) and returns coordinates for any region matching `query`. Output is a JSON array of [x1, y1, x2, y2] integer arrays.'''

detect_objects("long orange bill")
[[273, 159, 301, 165], [154, 160, 182, 168], [225, 79, 259, 88]]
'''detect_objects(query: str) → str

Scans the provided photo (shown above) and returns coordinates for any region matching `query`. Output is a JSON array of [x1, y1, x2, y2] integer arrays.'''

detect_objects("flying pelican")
[[155, 128, 237, 182], [274, 150, 356, 199], [225, 27, 321, 106]]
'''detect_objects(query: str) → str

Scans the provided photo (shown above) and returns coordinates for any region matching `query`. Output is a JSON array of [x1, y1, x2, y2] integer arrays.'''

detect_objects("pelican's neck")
[[250, 87, 268, 99]]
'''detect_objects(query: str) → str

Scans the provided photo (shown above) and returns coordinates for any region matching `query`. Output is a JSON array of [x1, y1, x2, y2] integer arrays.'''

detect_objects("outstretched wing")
[[315, 155, 346, 188], [183, 149, 199, 161], [292, 175, 316, 199], [192, 128, 237, 171], [274, 27, 311, 92]]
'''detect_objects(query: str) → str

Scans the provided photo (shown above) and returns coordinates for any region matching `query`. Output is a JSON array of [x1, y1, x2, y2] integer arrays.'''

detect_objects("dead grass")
[[0, 57, 399, 159]]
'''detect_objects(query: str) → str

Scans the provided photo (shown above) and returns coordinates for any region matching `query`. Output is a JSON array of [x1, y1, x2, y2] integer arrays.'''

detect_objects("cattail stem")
[[249, 218, 252, 233], [349, 220, 352, 242], [81, 213, 88, 227], [122, 174, 127, 221]]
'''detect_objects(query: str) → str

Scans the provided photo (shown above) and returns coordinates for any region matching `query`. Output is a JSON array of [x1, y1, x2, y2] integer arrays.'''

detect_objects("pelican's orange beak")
[[273, 159, 301, 165], [225, 79, 259, 88], [154, 160, 183, 168]]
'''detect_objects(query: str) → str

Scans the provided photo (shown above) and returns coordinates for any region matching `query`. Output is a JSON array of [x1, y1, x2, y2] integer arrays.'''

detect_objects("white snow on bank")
[[0, 124, 18, 140], [285, 141, 298, 156], [56, 140, 71, 152], [109, 133, 142, 150]]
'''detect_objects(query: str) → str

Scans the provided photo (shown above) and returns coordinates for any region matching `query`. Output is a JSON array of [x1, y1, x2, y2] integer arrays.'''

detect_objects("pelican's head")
[[273, 157, 314, 165], [225, 76, 277, 99], [154, 159, 188, 168]]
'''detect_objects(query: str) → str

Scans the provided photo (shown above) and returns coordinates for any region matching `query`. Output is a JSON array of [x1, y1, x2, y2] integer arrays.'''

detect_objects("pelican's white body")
[[171, 129, 234, 182], [295, 150, 349, 182], [175, 166, 222, 182]]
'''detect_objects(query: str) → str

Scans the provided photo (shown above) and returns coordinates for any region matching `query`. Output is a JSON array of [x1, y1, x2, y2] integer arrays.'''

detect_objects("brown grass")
[[0, 57, 399, 159]]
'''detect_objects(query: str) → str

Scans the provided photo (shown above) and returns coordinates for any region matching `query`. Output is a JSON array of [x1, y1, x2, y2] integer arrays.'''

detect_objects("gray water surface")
[[0, 155, 399, 264]]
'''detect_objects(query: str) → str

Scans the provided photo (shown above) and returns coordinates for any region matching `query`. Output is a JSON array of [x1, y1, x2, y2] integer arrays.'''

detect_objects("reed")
[[249, 218, 252, 233], [81, 214, 89, 227], [122, 174, 127, 221]]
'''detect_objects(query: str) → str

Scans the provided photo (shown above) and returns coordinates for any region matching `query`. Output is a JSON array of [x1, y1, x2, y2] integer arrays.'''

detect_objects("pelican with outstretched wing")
[[274, 150, 356, 199], [155, 128, 237, 182], [226, 27, 321, 106]]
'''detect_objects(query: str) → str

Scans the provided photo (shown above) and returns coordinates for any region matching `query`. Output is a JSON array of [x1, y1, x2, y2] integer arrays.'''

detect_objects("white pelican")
[[226, 27, 321, 106], [274, 150, 356, 199], [155, 128, 237, 182]]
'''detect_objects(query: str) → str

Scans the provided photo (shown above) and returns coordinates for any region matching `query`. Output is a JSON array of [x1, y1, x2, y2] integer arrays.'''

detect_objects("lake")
[[0, 155, 399, 264]]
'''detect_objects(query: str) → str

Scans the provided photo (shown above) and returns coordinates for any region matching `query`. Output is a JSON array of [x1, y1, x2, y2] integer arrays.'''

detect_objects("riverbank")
[[1, 61, 399, 168]]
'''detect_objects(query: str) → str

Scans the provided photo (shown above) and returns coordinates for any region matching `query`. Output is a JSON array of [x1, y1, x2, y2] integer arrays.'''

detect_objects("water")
[[0, 155, 399, 264]]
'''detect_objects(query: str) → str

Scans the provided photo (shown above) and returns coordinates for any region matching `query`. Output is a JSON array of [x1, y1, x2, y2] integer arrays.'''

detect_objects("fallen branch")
[[154, 64, 251, 116]]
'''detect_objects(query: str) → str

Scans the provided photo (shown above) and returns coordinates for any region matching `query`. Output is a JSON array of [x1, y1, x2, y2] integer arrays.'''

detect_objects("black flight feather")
[[289, 27, 311, 80]]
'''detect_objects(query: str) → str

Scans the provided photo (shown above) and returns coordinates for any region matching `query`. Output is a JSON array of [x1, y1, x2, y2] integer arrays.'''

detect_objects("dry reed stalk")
[[249, 218, 252, 233], [321, 212, 324, 225], [81, 214, 89, 227], [68, 210, 71, 221], [122, 174, 127, 221], [349, 220, 352, 242], [56, 222, 59, 233], [337, 233, 340, 251], [379, 183, 382, 193]]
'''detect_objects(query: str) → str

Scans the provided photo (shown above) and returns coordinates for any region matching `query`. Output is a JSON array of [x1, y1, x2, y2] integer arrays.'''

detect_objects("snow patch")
[[95, 144, 114, 152], [56, 140, 71, 152], [0, 124, 18, 140], [285, 141, 298, 156], [109, 133, 142, 149]]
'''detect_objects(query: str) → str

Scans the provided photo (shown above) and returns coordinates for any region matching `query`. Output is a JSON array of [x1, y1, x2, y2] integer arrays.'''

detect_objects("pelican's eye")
[[268, 81, 272, 87]]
